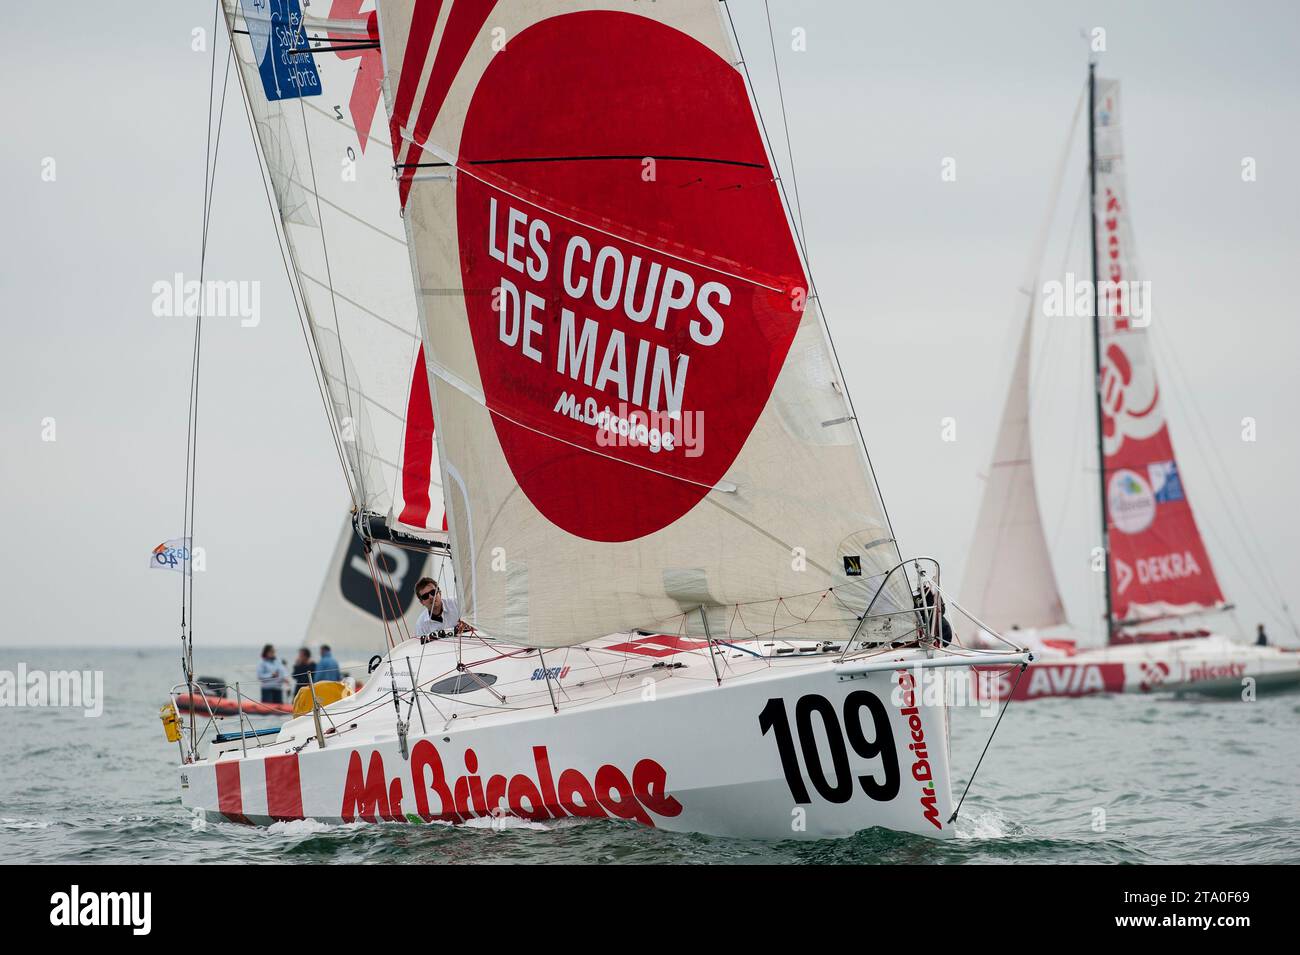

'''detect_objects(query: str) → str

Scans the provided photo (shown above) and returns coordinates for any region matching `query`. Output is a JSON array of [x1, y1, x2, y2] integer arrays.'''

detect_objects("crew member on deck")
[[915, 584, 953, 647], [257, 644, 290, 704], [292, 647, 316, 690], [1257, 624, 1268, 647], [414, 577, 463, 641], [316, 644, 341, 682]]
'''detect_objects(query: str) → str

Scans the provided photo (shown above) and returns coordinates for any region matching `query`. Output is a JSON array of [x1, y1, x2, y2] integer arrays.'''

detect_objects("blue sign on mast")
[[238, 0, 322, 102]]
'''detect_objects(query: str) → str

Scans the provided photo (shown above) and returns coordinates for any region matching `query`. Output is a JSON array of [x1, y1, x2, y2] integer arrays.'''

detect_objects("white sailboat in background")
[[965, 65, 1300, 701], [167, 0, 1032, 840]]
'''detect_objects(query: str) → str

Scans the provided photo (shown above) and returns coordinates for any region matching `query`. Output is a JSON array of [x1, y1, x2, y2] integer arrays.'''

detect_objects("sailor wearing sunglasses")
[[413, 577, 464, 641]]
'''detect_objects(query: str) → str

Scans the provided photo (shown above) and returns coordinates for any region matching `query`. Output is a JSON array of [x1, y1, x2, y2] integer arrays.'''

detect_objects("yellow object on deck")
[[291, 681, 353, 718], [160, 702, 181, 743]]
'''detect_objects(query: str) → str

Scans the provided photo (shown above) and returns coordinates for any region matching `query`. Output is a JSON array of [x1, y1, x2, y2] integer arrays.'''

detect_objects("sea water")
[[1, 646, 1296, 864]]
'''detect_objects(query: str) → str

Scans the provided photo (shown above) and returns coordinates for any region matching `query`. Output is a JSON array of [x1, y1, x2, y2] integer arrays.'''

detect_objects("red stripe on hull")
[[215, 761, 251, 825], [265, 754, 305, 821]]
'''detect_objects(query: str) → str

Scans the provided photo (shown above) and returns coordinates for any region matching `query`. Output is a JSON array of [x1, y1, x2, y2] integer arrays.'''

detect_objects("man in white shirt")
[[413, 576, 463, 641]]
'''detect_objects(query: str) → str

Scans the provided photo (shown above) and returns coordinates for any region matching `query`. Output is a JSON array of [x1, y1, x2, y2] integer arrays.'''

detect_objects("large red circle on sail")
[[456, 10, 806, 542]]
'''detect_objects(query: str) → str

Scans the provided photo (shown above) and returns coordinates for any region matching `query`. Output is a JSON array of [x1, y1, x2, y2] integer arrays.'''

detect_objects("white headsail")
[[961, 298, 1067, 634], [374, 0, 910, 646], [225, 0, 445, 539]]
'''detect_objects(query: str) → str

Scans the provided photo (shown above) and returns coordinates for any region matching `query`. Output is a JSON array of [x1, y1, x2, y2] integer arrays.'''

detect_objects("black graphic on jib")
[[339, 536, 426, 621]]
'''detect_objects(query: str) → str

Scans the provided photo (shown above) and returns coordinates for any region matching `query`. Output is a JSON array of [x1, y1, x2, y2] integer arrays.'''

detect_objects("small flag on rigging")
[[150, 538, 192, 573]]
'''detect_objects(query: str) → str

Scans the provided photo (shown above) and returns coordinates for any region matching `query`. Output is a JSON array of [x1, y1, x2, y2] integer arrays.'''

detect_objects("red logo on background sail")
[[454, 12, 806, 542], [1107, 469, 1156, 534], [327, 1, 383, 153], [1097, 186, 1162, 458], [1137, 660, 1171, 692], [1100, 341, 1162, 454]]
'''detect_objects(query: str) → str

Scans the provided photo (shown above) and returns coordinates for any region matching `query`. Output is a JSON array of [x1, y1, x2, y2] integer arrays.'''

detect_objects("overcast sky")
[[2, 0, 1296, 650]]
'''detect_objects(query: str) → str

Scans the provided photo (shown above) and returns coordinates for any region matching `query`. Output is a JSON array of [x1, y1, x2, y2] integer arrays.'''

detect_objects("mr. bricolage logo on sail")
[[454, 11, 806, 542]]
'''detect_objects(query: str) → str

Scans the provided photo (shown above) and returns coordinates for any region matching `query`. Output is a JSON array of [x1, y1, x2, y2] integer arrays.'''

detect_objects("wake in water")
[[954, 806, 1017, 841], [1, 817, 53, 831]]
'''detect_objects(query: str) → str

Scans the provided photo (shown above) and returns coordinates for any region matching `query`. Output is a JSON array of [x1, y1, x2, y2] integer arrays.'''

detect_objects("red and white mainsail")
[[375, 0, 910, 646], [1092, 79, 1226, 628], [225, 0, 445, 538]]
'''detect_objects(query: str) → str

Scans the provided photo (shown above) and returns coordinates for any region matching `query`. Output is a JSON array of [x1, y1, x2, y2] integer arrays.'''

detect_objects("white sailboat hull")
[[178, 637, 959, 840], [976, 635, 1300, 701]]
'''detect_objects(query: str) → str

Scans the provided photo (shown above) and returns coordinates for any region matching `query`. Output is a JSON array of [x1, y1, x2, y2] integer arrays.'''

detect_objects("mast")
[[1088, 61, 1116, 640]]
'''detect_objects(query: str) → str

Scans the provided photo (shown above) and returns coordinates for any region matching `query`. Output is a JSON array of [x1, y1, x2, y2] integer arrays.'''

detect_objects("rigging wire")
[[181, 1, 235, 708], [1046, 184, 1093, 553], [721, 0, 904, 572], [1158, 340, 1289, 608], [290, 14, 365, 505], [180, 0, 212, 688], [948, 662, 1026, 825], [224, 9, 361, 506], [374, 542, 413, 645], [1150, 328, 1299, 638], [363, 547, 398, 650], [180, 0, 219, 675], [761, 0, 807, 243], [231, 6, 448, 666]]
